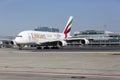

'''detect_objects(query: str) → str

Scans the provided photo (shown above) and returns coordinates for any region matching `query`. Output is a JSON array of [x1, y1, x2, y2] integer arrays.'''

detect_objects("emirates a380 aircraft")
[[13, 16, 89, 49]]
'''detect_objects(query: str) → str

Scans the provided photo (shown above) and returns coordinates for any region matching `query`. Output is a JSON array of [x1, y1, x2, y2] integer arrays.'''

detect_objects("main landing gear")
[[36, 46, 60, 49]]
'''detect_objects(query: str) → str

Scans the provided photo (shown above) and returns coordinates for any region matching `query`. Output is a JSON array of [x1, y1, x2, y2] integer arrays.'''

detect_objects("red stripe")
[[64, 24, 70, 38]]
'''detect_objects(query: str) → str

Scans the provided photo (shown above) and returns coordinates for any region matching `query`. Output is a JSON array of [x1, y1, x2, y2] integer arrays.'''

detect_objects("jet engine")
[[80, 38, 89, 45]]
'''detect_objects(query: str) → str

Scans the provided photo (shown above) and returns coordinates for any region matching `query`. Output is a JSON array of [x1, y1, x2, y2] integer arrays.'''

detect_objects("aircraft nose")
[[14, 35, 24, 44], [14, 34, 29, 44], [15, 37, 20, 43]]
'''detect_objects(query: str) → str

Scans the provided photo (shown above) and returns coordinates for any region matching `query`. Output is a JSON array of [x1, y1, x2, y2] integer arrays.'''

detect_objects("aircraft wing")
[[35, 37, 89, 46], [36, 40, 58, 45], [66, 37, 89, 45], [36, 39, 67, 47]]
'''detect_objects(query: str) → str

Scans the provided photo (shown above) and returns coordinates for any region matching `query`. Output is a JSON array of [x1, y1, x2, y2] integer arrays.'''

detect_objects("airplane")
[[12, 16, 89, 50]]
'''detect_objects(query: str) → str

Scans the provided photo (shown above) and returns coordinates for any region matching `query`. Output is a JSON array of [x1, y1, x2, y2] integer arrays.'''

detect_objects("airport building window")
[[34, 27, 59, 32], [73, 30, 120, 46]]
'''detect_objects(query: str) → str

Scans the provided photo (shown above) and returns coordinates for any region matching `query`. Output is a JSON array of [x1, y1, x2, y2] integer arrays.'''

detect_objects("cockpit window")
[[17, 35, 22, 37]]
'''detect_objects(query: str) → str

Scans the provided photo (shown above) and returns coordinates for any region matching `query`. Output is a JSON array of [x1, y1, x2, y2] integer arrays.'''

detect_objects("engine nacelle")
[[10, 40, 17, 47], [80, 38, 89, 45], [57, 40, 67, 47]]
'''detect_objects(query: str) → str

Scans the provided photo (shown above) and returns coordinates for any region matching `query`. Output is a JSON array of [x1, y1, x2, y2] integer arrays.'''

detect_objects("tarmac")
[[0, 47, 120, 80]]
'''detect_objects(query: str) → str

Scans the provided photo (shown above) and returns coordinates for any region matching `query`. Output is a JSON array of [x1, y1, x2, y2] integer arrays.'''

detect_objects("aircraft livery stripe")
[[64, 18, 73, 38], [64, 19, 73, 34]]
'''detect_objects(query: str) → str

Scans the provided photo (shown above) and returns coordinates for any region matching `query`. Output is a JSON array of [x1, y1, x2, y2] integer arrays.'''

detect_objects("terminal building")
[[74, 30, 120, 46], [34, 27, 59, 32], [0, 36, 14, 48]]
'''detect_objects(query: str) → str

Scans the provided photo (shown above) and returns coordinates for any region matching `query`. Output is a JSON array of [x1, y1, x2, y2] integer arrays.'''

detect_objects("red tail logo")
[[63, 16, 73, 39]]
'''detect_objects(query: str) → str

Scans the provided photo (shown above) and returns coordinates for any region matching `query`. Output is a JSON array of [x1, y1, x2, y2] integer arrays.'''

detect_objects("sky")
[[0, 0, 120, 36]]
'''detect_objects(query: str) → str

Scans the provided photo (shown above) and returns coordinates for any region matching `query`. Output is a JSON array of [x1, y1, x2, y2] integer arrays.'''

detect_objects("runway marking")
[[0, 70, 120, 78]]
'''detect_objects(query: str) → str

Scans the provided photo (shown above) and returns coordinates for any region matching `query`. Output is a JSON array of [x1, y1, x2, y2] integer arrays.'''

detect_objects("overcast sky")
[[0, 0, 120, 36]]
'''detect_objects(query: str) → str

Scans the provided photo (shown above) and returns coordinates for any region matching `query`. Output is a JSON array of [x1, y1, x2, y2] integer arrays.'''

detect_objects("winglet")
[[63, 16, 73, 39]]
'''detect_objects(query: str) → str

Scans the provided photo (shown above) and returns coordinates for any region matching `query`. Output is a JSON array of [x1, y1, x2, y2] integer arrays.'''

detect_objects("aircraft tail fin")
[[63, 16, 73, 39]]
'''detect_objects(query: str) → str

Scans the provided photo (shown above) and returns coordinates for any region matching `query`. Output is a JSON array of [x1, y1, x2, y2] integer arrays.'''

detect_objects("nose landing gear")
[[17, 44, 24, 50]]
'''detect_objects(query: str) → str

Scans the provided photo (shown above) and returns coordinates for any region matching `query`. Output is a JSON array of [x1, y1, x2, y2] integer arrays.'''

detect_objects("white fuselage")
[[15, 30, 66, 45]]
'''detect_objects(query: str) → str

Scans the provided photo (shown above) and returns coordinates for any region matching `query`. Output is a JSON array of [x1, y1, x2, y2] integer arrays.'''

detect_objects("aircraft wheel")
[[18, 44, 23, 50], [37, 47, 42, 49], [51, 47, 59, 49], [43, 46, 50, 49]]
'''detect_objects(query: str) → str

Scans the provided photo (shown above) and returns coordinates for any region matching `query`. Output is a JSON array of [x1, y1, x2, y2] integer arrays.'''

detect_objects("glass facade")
[[74, 30, 120, 46], [34, 27, 59, 32]]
